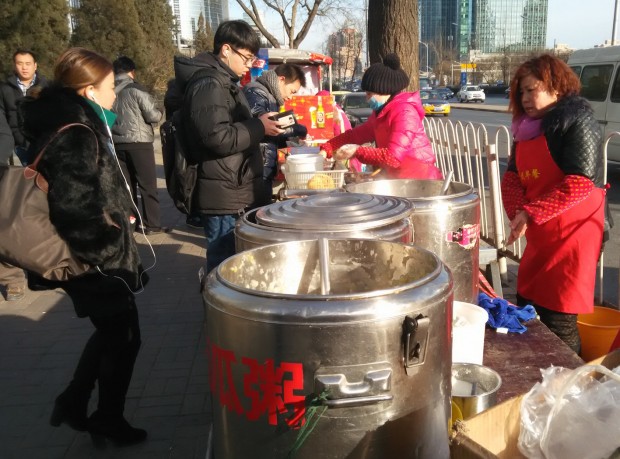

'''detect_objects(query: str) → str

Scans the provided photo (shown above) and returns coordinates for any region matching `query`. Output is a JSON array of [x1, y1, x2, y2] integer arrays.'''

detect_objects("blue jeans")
[[202, 214, 239, 273]]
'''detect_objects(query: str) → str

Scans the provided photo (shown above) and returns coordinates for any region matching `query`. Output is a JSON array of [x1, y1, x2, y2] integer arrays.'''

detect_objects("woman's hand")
[[334, 144, 358, 160], [259, 112, 285, 136], [506, 210, 529, 245]]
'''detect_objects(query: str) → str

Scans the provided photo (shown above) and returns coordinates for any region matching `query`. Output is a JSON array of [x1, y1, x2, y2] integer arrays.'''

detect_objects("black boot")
[[87, 411, 147, 448], [49, 391, 88, 431]]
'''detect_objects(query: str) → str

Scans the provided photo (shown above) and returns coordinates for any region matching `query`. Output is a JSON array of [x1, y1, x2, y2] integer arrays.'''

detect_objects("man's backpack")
[[160, 111, 197, 215], [160, 67, 223, 215]]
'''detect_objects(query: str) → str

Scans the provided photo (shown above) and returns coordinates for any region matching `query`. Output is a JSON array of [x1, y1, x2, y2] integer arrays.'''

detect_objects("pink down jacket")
[[345, 92, 442, 179]]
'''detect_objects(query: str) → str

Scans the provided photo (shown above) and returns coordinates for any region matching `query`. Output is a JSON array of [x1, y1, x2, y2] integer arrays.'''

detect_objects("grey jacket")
[[112, 74, 161, 144]]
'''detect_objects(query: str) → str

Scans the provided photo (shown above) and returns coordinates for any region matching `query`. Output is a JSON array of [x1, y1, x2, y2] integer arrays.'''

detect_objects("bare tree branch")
[[237, 0, 353, 49], [235, 0, 282, 47]]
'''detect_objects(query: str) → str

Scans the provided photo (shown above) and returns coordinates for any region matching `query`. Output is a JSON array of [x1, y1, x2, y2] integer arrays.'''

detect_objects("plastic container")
[[577, 305, 620, 361], [452, 301, 489, 365], [284, 154, 324, 173]]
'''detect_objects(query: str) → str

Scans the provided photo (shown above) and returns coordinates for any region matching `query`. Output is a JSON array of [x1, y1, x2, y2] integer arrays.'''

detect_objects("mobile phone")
[[269, 110, 296, 128]]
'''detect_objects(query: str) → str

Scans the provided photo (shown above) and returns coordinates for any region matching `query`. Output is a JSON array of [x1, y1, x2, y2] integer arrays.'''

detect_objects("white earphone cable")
[[92, 95, 157, 294]]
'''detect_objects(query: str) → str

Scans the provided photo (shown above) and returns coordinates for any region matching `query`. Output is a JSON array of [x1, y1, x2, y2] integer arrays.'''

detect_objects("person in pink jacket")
[[320, 54, 442, 179]]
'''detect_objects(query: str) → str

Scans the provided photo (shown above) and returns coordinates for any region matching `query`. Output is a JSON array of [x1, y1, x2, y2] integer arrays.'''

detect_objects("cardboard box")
[[450, 349, 620, 458]]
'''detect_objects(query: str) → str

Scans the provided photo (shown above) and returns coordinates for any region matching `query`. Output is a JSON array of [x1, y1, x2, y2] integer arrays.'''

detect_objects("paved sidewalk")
[[0, 162, 210, 459], [0, 149, 519, 459]]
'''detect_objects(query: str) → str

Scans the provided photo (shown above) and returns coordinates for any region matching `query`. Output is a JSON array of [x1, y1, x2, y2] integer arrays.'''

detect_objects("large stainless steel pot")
[[346, 179, 480, 303], [204, 239, 453, 459], [235, 192, 413, 252]]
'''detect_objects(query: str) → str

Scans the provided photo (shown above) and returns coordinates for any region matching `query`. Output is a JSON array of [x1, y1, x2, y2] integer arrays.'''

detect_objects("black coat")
[[19, 86, 144, 299], [0, 73, 48, 147], [174, 52, 269, 214], [0, 108, 13, 163]]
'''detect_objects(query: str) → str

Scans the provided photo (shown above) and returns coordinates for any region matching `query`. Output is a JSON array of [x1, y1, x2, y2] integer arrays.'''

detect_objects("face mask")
[[86, 99, 117, 128], [368, 96, 385, 112]]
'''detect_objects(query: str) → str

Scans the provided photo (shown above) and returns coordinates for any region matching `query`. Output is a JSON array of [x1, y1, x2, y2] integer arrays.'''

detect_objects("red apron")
[[516, 135, 605, 314]]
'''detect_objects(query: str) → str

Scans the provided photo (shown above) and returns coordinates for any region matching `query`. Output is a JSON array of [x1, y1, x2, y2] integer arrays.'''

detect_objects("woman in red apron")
[[501, 54, 606, 354]]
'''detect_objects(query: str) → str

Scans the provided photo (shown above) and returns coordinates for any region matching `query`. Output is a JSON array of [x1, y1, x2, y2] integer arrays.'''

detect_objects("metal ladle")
[[318, 237, 331, 295], [440, 170, 454, 195]]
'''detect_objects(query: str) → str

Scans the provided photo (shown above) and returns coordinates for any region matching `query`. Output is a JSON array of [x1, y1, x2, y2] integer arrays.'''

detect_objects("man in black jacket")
[[0, 49, 47, 165], [112, 57, 166, 235], [174, 20, 283, 272]]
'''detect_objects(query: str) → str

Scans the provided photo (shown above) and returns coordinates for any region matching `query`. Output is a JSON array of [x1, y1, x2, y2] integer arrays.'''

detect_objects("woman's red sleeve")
[[501, 171, 526, 220], [355, 146, 400, 168], [523, 174, 594, 225]]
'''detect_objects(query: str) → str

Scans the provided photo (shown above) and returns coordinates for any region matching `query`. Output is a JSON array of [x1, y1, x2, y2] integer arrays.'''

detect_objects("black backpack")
[[160, 111, 197, 215], [160, 68, 217, 215]]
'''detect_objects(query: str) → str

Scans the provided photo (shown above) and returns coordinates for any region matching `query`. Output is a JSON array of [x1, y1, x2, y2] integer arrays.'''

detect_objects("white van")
[[568, 46, 620, 161]]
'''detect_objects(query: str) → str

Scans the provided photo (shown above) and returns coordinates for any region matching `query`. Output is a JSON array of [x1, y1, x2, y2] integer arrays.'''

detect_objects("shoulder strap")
[[26, 123, 99, 193]]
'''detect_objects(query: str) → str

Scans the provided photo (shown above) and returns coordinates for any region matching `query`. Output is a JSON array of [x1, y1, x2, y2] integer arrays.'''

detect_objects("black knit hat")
[[361, 53, 410, 95]]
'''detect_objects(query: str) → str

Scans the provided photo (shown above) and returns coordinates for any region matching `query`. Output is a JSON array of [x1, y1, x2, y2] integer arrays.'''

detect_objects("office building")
[[419, 0, 548, 60], [169, 0, 229, 43]]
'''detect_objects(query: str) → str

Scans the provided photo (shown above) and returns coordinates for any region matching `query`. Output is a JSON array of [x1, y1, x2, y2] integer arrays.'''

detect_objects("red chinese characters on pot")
[[207, 340, 306, 428]]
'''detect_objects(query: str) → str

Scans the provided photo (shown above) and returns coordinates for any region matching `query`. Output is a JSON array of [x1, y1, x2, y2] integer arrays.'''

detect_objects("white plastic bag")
[[518, 364, 620, 459]]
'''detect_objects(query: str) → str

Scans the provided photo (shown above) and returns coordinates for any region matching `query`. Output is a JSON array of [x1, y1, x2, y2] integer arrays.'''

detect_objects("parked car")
[[457, 85, 486, 103], [420, 90, 451, 116], [434, 87, 454, 99], [340, 92, 372, 127], [332, 90, 350, 105], [505, 87, 510, 98]]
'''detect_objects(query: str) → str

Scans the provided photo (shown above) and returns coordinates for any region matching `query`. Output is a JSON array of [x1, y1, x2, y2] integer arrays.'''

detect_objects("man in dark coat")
[[0, 49, 48, 165], [243, 63, 308, 194], [0, 49, 46, 300], [174, 20, 283, 272], [111, 57, 166, 235]]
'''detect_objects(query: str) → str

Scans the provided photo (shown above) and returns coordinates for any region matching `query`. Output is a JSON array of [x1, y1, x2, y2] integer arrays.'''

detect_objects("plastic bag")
[[518, 364, 620, 459]]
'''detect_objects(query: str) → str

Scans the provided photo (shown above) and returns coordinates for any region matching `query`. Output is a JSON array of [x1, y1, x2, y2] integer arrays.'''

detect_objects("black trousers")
[[517, 294, 581, 355], [61, 284, 141, 417], [116, 143, 161, 229]]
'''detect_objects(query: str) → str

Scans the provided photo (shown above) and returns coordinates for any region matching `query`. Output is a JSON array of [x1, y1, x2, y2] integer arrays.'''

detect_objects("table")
[[483, 319, 585, 403]]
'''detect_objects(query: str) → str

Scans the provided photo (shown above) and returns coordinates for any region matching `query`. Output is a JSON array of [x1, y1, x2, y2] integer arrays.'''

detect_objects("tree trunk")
[[367, 0, 420, 91]]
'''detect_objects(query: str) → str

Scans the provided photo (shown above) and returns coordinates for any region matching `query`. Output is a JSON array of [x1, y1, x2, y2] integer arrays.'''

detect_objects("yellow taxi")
[[420, 90, 451, 116]]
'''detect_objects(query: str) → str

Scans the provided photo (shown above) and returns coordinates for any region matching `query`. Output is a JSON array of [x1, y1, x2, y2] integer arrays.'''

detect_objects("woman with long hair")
[[20, 48, 148, 446]]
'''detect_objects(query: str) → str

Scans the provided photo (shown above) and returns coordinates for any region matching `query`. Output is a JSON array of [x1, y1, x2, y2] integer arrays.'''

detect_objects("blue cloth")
[[477, 293, 537, 334]]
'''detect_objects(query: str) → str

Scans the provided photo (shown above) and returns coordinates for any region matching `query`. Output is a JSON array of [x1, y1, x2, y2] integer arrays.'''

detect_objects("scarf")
[[86, 99, 117, 128], [256, 70, 284, 107], [512, 114, 543, 142]]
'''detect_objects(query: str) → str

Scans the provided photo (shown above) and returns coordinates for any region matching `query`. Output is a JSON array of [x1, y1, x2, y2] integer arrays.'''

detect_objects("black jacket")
[[508, 95, 604, 187], [19, 86, 143, 292], [0, 108, 13, 164], [174, 52, 269, 214], [0, 73, 48, 147]]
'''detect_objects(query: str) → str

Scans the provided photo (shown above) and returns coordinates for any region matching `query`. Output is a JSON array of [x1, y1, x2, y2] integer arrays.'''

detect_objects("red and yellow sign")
[[285, 95, 335, 141]]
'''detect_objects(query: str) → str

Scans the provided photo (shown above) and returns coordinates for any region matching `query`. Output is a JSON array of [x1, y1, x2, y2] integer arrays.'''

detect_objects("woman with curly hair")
[[502, 54, 606, 353]]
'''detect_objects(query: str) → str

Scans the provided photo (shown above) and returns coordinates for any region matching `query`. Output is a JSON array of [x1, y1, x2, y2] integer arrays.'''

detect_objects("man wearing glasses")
[[173, 20, 283, 273]]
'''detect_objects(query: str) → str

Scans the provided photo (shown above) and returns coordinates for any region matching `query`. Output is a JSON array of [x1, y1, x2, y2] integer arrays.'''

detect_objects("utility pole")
[[614, 0, 619, 45]]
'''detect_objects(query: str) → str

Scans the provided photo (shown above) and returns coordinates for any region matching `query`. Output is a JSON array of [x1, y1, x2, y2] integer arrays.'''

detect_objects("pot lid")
[[255, 193, 413, 230]]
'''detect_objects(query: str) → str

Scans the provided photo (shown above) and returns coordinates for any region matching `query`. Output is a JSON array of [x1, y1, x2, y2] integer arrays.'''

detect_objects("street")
[[448, 94, 620, 306]]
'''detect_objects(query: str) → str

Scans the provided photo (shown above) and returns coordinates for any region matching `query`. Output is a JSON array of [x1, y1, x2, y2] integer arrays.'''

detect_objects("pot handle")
[[403, 314, 430, 375], [314, 365, 393, 408]]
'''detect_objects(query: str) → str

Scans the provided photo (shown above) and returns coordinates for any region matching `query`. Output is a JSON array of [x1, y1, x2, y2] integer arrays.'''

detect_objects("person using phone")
[[243, 63, 308, 196]]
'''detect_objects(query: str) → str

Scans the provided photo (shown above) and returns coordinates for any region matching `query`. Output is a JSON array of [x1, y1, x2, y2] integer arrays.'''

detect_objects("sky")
[[229, 0, 619, 52]]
